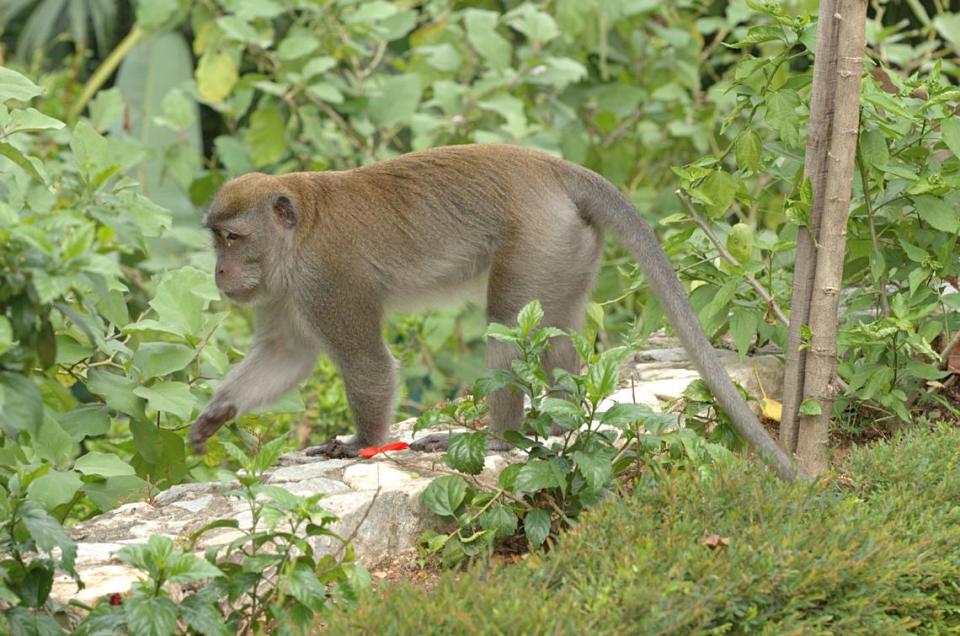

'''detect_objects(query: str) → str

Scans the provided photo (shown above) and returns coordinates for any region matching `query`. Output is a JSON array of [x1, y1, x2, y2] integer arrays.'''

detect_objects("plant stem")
[[67, 25, 143, 122]]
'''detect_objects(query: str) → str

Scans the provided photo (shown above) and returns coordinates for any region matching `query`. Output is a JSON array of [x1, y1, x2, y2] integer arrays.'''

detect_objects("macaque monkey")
[[191, 144, 795, 478]]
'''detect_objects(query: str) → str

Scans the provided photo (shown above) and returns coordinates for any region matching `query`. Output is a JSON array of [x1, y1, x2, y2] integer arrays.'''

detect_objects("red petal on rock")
[[359, 446, 382, 459], [380, 441, 410, 452]]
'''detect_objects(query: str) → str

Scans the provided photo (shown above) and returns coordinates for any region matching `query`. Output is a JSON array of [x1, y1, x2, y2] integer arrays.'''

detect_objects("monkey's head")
[[204, 174, 300, 304]]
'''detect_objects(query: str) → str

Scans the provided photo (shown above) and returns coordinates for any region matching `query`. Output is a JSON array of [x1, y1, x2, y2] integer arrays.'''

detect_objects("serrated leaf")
[[421, 475, 468, 517], [573, 449, 614, 492], [479, 504, 518, 539], [523, 508, 551, 547], [167, 552, 223, 584], [125, 594, 178, 636], [19, 501, 77, 575], [180, 589, 229, 636], [540, 397, 584, 430], [445, 431, 486, 475], [87, 370, 146, 420], [735, 129, 762, 171], [516, 300, 544, 335]]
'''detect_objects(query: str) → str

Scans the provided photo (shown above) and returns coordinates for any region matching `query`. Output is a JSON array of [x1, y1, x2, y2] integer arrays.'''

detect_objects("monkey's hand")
[[190, 400, 237, 454]]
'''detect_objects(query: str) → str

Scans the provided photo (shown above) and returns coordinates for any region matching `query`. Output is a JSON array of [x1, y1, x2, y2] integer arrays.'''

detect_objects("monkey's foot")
[[190, 401, 237, 454], [409, 432, 450, 453], [306, 437, 363, 459]]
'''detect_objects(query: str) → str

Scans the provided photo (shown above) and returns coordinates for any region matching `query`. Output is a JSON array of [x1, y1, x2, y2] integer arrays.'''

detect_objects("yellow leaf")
[[761, 397, 782, 422], [196, 51, 238, 103]]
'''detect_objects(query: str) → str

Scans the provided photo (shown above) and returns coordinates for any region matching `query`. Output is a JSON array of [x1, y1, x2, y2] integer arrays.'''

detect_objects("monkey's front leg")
[[190, 336, 320, 453], [307, 338, 398, 459]]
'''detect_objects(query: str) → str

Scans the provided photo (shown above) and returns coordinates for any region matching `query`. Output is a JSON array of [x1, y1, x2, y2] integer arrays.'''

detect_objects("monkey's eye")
[[223, 231, 242, 242]]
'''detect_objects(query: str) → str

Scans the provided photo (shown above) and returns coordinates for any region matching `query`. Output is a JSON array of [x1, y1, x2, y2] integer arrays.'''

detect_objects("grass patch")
[[324, 425, 960, 634]]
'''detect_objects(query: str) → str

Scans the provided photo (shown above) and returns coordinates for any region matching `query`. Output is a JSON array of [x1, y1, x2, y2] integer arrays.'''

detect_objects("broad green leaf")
[[798, 398, 822, 416], [0, 141, 45, 181], [419, 44, 462, 72], [247, 105, 287, 167], [0, 316, 14, 356], [726, 223, 754, 263], [0, 67, 42, 102], [5, 108, 64, 134], [302, 56, 337, 79], [232, 0, 284, 19], [87, 370, 146, 420], [149, 267, 219, 336], [133, 343, 197, 379], [464, 9, 511, 70], [133, 381, 197, 420], [479, 504, 518, 539], [573, 449, 614, 492], [730, 308, 759, 359], [421, 475, 468, 517], [913, 195, 958, 233], [167, 552, 223, 584], [524, 508, 551, 547], [517, 300, 544, 335], [196, 51, 238, 103], [19, 501, 77, 575], [513, 459, 566, 492], [933, 13, 960, 49], [764, 90, 802, 148], [277, 31, 320, 60], [27, 470, 83, 511], [369, 74, 422, 127], [306, 82, 344, 104], [540, 397, 584, 430], [58, 405, 111, 441], [180, 589, 229, 636], [504, 4, 559, 42], [445, 431, 486, 475], [283, 561, 327, 611], [0, 372, 43, 437], [125, 594, 179, 636], [735, 130, 762, 171], [701, 169, 737, 218], [83, 475, 149, 512], [599, 403, 654, 428], [75, 452, 136, 478], [941, 117, 960, 160]]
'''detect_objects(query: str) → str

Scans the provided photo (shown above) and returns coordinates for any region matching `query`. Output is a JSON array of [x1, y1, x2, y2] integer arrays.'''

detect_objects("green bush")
[[325, 425, 960, 634]]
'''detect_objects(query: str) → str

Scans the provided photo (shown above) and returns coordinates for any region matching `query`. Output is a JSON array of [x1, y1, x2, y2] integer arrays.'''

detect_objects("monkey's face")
[[205, 178, 300, 305]]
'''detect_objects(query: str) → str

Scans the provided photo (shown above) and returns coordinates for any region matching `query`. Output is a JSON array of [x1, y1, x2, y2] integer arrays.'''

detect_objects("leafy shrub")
[[417, 301, 736, 568], [326, 425, 960, 634]]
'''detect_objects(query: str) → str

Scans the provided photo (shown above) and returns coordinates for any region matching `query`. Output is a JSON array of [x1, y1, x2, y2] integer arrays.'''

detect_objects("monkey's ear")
[[273, 195, 299, 228]]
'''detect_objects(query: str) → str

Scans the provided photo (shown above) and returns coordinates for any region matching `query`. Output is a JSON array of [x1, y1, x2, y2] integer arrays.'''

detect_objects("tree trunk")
[[779, 2, 840, 453], [795, 0, 868, 475]]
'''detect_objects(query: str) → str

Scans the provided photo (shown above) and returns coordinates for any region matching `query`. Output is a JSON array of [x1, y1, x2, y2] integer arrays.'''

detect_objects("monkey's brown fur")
[[192, 144, 796, 478]]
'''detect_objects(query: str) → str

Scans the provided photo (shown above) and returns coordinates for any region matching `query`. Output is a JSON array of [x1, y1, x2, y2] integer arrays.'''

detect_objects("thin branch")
[[856, 148, 891, 316], [677, 192, 791, 327]]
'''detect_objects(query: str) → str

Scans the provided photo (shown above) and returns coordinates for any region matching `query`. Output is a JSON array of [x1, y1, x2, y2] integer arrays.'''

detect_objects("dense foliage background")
[[1, 0, 959, 629]]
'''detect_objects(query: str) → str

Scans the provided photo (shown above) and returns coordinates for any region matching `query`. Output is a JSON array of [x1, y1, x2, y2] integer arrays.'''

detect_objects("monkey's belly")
[[386, 270, 490, 313]]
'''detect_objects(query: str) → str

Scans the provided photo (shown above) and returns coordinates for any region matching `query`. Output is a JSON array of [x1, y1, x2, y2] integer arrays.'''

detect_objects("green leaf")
[[5, 108, 64, 134], [913, 195, 958, 233], [369, 74, 422, 127], [421, 475, 468, 517], [730, 309, 759, 359], [0, 140, 45, 181], [479, 504, 518, 539], [125, 594, 179, 636], [540, 397, 584, 431], [765, 90, 802, 148], [941, 117, 960, 160], [514, 460, 566, 492], [86, 370, 146, 420], [418, 44, 462, 72], [0, 372, 43, 437], [133, 343, 197, 379], [180, 589, 229, 636], [445, 431, 487, 475], [573, 449, 614, 492], [933, 13, 960, 49], [599, 403, 654, 428], [798, 398, 822, 416], [726, 223, 754, 263], [5, 608, 65, 636], [196, 51, 238, 103], [247, 106, 287, 167], [503, 4, 559, 42], [283, 561, 327, 612], [306, 82, 344, 104], [19, 501, 77, 575], [27, 470, 83, 511], [277, 30, 320, 61], [586, 347, 630, 403], [524, 508, 551, 547], [166, 553, 223, 584], [148, 267, 219, 337], [0, 67, 42, 102], [75, 452, 136, 478], [735, 130, 762, 171], [700, 169, 737, 218], [83, 475, 149, 512], [133, 381, 197, 420], [517, 300, 544, 335], [463, 9, 511, 70]]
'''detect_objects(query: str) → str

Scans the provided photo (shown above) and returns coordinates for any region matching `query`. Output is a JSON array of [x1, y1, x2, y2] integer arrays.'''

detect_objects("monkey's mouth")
[[223, 286, 258, 303]]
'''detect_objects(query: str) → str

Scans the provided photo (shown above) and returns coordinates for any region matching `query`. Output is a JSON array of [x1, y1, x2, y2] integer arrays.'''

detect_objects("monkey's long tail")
[[566, 165, 801, 482]]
